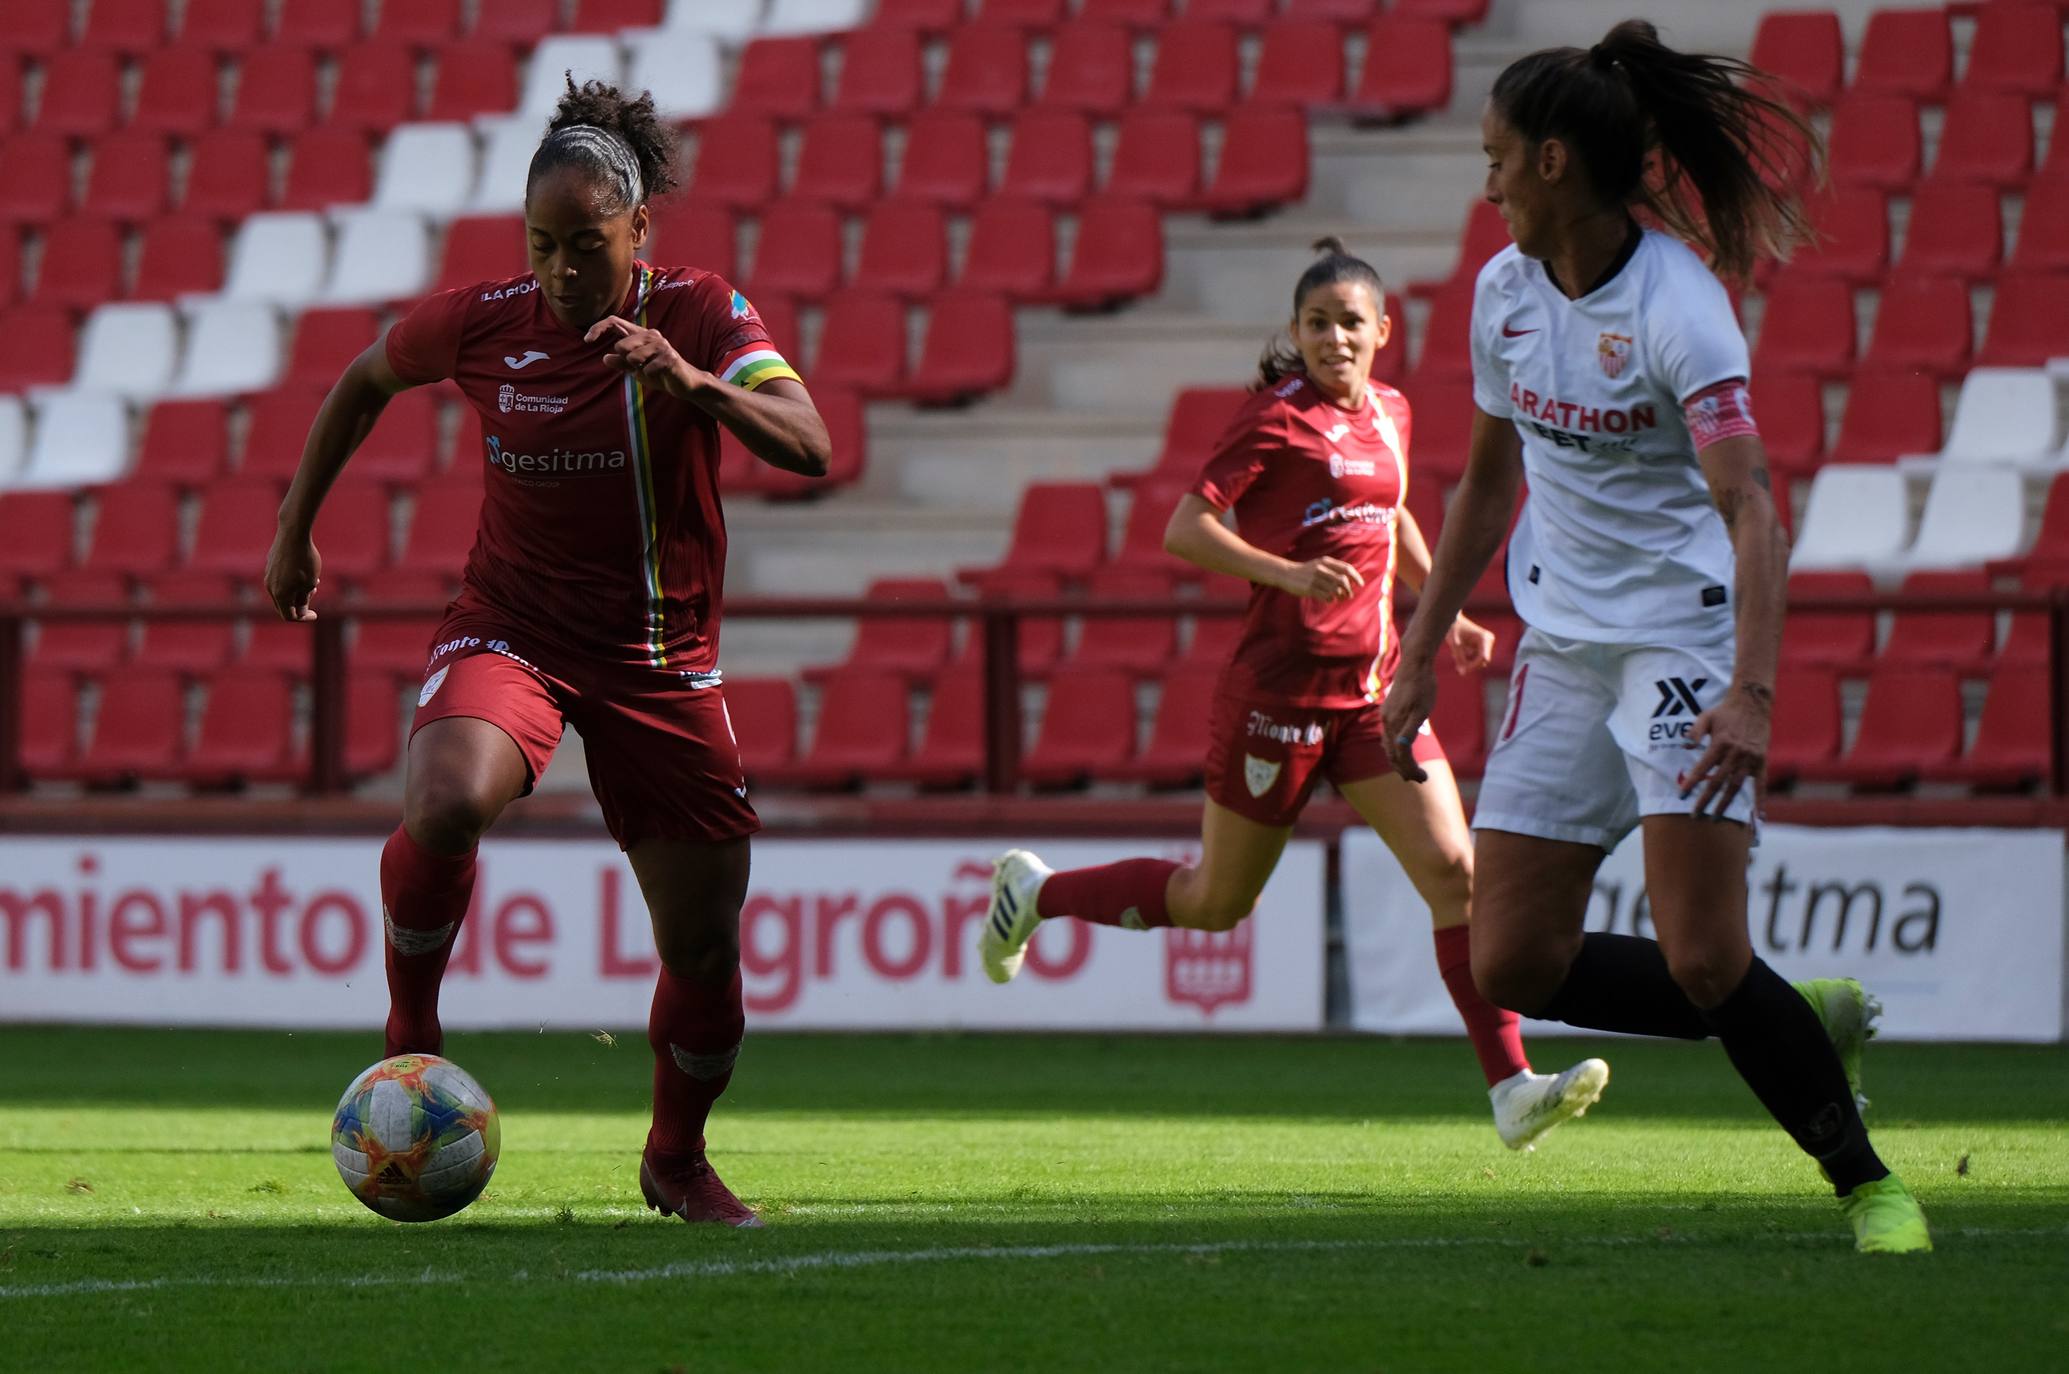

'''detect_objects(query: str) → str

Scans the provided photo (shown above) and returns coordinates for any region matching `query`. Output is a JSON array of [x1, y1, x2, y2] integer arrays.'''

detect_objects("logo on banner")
[[1243, 755, 1280, 798], [1165, 924, 1254, 1017], [418, 666, 449, 706], [1597, 331, 1633, 379]]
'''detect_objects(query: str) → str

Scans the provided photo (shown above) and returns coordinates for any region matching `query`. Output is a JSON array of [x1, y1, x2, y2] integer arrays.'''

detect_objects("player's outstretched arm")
[[263, 339, 414, 622], [1162, 492, 1363, 601]]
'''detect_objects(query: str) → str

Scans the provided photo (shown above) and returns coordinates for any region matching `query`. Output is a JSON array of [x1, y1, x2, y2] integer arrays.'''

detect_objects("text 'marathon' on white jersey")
[[1470, 228, 1747, 647]]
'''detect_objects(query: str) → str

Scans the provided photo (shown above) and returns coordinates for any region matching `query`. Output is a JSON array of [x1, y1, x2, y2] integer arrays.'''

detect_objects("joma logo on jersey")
[[485, 435, 627, 476]]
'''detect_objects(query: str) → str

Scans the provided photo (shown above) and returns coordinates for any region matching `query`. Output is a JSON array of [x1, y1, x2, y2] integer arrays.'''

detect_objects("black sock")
[[1534, 933, 1711, 1040], [1702, 957, 1889, 1195]]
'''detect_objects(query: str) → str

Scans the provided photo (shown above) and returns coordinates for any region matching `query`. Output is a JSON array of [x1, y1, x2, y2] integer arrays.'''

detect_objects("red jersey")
[[1191, 373, 1413, 708], [384, 262, 799, 673]]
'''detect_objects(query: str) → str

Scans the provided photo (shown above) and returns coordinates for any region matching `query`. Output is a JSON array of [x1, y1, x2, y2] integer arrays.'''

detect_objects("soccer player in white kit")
[[1382, 21, 1931, 1254]]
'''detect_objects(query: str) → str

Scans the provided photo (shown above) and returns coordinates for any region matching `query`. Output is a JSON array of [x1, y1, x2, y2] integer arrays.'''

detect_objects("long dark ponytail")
[[1256, 237, 1386, 390], [1489, 19, 1819, 281]]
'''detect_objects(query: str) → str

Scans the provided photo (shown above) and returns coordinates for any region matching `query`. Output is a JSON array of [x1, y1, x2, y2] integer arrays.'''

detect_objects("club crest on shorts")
[[1597, 331, 1633, 379], [1243, 754, 1280, 798], [1165, 924, 1254, 1017], [418, 665, 450, 707]]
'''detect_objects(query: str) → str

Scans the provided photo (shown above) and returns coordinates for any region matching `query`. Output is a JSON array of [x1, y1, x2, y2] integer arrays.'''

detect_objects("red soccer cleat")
[[639, 1144, 763, 1228]]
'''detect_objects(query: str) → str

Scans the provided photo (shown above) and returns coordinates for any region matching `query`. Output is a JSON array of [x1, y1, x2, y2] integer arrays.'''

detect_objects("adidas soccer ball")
[[331, 1054, 501, 1223]]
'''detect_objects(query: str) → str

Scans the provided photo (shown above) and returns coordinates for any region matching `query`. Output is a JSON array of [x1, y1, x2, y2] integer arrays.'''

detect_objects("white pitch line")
[[2, 1226, 2062, 1301]]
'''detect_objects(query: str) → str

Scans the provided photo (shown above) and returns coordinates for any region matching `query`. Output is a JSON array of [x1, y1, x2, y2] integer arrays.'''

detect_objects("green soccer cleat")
[[1843, 1175, 1933, 1255], [1796, 976, 1879, 1113]]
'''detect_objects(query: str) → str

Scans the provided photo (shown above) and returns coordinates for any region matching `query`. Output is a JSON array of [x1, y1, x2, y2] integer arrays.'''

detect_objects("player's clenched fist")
[[263, 526, 322, 622], [585, 315, 711, 401], [1281, 555, 1365, 603]]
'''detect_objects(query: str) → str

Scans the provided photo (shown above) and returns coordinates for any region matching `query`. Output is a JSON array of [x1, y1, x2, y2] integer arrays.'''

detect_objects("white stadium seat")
[[518, 37, 624, 123], [373, 124, 479, 219], [761, 0, 868, 36], [624, 33, 725, 122], [72, 303, 179, 402], [1937, 368, 2063, 468], [15, 392, 129, 490], [322, 211, 432, 305], [220, 212, 330, 308], [468, 119, 537, 214], [1790, 466, 1912, 571], [663, 0, 766, 45], [1884, 465, 2029, 572], [0, 396, 27, 487], [169, 301, 282, 398]]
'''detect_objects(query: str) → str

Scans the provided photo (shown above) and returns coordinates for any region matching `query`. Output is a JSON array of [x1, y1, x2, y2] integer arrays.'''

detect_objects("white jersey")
[[1471, 229, 1747, 646]]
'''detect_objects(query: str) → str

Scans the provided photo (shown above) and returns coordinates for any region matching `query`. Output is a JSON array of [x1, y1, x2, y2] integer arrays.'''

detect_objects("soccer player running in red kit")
[[981, 239, 1609, 1150], [262, 82, 830, 1227]]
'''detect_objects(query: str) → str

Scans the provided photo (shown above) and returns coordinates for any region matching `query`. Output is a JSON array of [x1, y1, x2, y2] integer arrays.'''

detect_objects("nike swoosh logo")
[[1502, 325, 1538, 338], [503, 350, 549, 369]]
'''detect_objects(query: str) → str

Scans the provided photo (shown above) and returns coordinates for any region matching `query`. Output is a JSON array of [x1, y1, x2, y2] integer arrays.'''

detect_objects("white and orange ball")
[[331, 1054, 500, 1223]]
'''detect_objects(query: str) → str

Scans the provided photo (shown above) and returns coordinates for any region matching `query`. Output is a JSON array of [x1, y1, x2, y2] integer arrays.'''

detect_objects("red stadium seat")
[[0, 56, 18, 139], [1427, 675, 1487, 777], [274, 0, 362, 48], [728, 385, 867, 499], [1827, 94, 1921, 189], [937, 26, 1029, 115], [1787, 186, 1889, 284], [282, 126, 375, 211], [355, 388, 442, 484], [1749, 9, 1844, 109], [1055, 198, 1162, 310], [791, 669, 911, 787], [348, 571, 447, 674], [0, 304, 74, 390], [83, 482, 180, 577], [809, 289, 907, 396], [132, 48, 222, 137], [1206, 105, 1310, 218], [724, 677, 801, 786], [974, 0, 1070, 25], [960, 198, 1056, 300], [239, 390, 325, 480], [426, 40, 519, 123], [0, 134, 71, 225], [176, 0, 265, 52], [1186, 0, 1275, 21], [856, 200, 947, 298], [1107, 110, 1202, 209], [1113, 665, 1216, 787], [1002, 110, 1093, 206], [871, 0, 964, 33], [182, 130, 271, 220], [1829, 367, 1942, 463], [0, 490, 76, 582], [30, 219, 123, 311], [1351, 15, 1452, 118], [1999, 474, 2069, 581], [226, 46, 319, 135], [833, 27, 923, 115], [186, 477, 287, 579], [660, 203, 737, 282], [731, 37, 822, 121], [434, 214, 524, 291], [1767, 667, 1840, 785], [1284, 0, 1380, 21], [396, 479, 481, 579], [1898, 180, 2001, 281], [80, 0, 167, 53], [1977, 272, 2069, 366], [78, 669, 188, 784], [34, 52, 122, 138], [21, 670, 80, 779], [1997, 594, 2049, 667], [134, 202, 224, 290], [1965, 2, 2064, 95], [910, 290, 1016, 404], [0, 228, 18, 309], [688, 116, 780, 211], [1861, 276, 1971, 380], [1040, 21, 1134, 115], [30, 571, 132, 674], [283, 308, 380, 390], [1393, 378, 1472, 483], [84, 134, 171, 225], [1182, 579, 1247, 668], [1251, 19, 1345, 109], [790, 113, 883, 210], [134, 399, 230, 486], [965, 482, 1109, 584], [1756, 372, 1826, 476], [1928, 90, 2033, 187], [748, 292, 803, 367], [326, 43, 419, 135], [1879, 570, 1996, 671], [344, 673, 405, 779], [373, 0, 462, 47], [1854, 7, 1952, 100], [1751, 272, 1856, 379], [895, 111, 988, 208], [2010, 177, 2069, 275], [239, 615, 319, 678], [1930, 667, 2048, 789], [1069, 567, 1180, 676], [1819, 666, 1963, 787], [1121, 385, 1250, 490], [1, 0, 74, 59], [1409, 285, 1473, 385], [185, 672, 298, 786], [890, 667, 984, 789], [1022, 668, 1137, 787], [1109, 481, 1192, 580], [568, 0, 665, 31], [468, 0, 560, 47], [1143, 21, 1239, 113], [303, 479, 391, 582], [1083, 2, 1171, 30], [747, 201, 844, 301], [131, 570, 238, 675], [805, 577, 954, 684]]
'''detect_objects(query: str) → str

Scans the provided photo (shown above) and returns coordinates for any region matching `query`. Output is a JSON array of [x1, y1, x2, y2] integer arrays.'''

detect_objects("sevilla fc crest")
[[1165, 923, 1255, 1017], [1243, 754, 1281, 799], [1597, 332, 1633, 379]]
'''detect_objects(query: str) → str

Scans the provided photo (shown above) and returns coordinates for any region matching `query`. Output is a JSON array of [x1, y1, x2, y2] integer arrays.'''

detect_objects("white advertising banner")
[[0, 837, 1325, 1031], [1344, 825, 2067, 1043]]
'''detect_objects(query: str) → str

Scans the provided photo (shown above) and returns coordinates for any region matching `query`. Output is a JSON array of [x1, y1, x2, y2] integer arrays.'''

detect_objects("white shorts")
[[1472, 627, 1755, 851]]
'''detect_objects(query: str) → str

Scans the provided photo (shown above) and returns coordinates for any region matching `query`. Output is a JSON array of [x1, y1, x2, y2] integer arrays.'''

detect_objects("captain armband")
[[1683, 379, 1759, 451]]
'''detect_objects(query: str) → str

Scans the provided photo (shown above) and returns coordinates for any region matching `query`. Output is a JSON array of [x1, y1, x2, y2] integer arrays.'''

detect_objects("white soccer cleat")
[[979, 849, 1053, 984], [1490, 1058, 1611, 1152]]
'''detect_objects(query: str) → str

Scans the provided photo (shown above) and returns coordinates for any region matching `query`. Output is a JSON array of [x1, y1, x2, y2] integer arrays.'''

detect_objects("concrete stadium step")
[[867, 406, 1163, 509]]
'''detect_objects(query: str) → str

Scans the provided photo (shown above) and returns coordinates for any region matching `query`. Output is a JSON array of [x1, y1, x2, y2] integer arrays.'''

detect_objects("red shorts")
[[409, 601, 760, 850], [1203, 691, 1446, 828]]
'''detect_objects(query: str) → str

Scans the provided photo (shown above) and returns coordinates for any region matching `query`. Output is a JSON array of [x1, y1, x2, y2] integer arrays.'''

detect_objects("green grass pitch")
[[2, 1027, 2064, 1372]]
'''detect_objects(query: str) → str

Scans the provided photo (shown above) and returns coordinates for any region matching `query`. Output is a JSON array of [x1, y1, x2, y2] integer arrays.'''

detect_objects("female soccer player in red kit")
[[263, 82, 828, 1226], [982, 240, 1609, 1150]]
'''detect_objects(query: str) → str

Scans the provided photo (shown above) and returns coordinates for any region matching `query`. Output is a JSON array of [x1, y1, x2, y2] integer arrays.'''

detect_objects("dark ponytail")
[[1256, 237, 1387, 389], [527, 76, 682, 213], [1490, 19, 1819, 281]]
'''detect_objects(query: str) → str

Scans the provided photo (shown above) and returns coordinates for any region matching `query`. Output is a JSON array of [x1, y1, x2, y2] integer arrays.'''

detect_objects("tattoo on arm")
[[1750, 466, 1771, 493]]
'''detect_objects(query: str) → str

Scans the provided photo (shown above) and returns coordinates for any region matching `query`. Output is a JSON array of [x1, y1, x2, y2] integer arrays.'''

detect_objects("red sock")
[[380, 825, 477, 1058], [1035, 858, 1179, 929], [647, 967, 744, 1156], [1434, 924, 1529, 1087]]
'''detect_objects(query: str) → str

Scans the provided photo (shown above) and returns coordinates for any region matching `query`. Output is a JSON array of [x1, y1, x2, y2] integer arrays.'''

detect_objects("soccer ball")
[[331, 1054, 501, 1223]]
